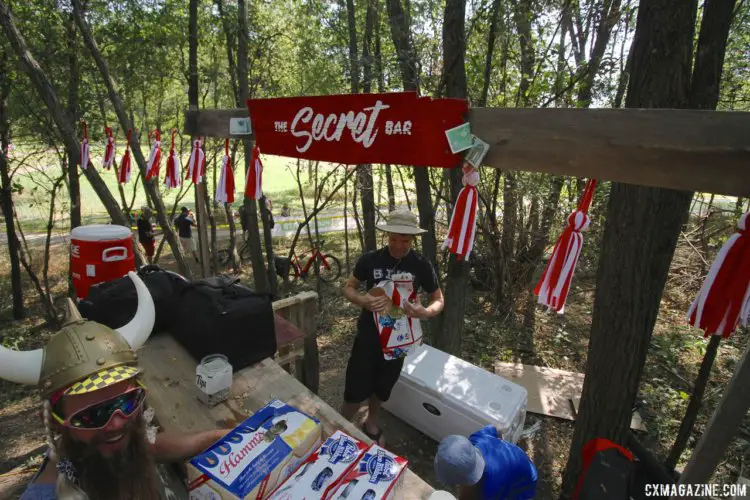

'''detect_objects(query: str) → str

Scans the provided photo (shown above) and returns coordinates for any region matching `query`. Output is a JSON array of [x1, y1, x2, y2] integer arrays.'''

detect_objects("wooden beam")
[[672, 340, 750, 497], [184, 107, 750, 197]]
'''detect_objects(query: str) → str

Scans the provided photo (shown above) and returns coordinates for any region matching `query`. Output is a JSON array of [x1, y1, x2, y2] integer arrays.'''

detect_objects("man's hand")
[[404, 300, 430, 319], [364, 294, 390, 313]]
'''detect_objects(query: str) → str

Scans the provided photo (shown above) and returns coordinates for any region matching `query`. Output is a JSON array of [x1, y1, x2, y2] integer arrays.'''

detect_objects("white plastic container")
[[196, 354, 233, 406], [383, 344, 528, 444]]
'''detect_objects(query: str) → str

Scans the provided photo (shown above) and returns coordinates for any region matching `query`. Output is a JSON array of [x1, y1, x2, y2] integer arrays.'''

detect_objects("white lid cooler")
[[382, 344, 528, 444]]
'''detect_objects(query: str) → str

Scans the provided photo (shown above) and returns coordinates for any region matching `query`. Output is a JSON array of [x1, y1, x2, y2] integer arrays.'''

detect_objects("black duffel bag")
[[79, 265, 188, 334], [171, 276, 276, 370]]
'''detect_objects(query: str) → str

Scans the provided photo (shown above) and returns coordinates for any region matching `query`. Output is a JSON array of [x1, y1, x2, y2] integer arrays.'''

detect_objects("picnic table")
[[138, 292, 435, 500]]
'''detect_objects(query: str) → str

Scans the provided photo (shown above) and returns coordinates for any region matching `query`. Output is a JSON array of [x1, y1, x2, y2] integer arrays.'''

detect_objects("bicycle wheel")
[[317, 254, 341, 283]]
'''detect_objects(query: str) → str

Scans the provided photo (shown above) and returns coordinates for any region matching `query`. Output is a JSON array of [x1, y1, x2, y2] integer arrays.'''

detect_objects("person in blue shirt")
[[434, 425, 537, 499]]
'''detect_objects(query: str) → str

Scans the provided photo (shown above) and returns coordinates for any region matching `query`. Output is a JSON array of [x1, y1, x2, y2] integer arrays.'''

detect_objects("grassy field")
[[11, 144, 410, 232]]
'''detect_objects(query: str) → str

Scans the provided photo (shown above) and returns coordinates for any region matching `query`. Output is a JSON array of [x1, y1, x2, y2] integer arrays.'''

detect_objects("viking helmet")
[[0, 272, 155, 398]]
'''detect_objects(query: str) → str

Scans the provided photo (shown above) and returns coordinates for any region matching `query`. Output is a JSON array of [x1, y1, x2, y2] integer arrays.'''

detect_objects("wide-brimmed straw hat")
[[376, 209, 427, 235]]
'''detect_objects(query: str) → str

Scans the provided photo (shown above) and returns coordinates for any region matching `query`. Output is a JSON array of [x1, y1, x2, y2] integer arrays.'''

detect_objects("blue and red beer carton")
[[266, 430, 369, 500], [187, 399, 322, 499]]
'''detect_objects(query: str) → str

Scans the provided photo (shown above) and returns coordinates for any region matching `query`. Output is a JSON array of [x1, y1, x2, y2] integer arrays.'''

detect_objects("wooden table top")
[[138, 333, 435, 499]]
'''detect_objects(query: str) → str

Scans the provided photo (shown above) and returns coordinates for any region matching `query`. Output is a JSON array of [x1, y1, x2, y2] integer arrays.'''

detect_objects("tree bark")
[[0, 1, 131, 231], [65, 11, 81, 231], [71, 0, 192, 278], [237, 0, 269, 292], [479, 0, 501, 107], [433, 0, 468, 356], [0, 47, 23, 319], [577, 0, 622, 107], [346, 0, 377, 252], [385, 0, 438, 270], [188, 0, 211, 278], [559, 1, 698, 496], [373, 1, 396, 213], [511, 0, 536, 107], [664, 0, 737, 471]]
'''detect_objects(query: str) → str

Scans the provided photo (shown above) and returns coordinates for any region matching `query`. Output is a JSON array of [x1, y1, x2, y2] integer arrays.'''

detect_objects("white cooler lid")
[[401, 344, 527, 428], [71, 224, 132, 241]]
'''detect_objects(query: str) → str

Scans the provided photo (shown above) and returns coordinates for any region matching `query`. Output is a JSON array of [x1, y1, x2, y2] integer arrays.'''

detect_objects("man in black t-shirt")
[[136, 207, 156, 264], [341, 209, 444, 445], [174, 206, 199, 263]]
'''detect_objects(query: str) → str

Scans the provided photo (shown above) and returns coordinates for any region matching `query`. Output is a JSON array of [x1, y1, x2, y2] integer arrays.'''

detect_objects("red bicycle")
[[283, 240, 341, 283]]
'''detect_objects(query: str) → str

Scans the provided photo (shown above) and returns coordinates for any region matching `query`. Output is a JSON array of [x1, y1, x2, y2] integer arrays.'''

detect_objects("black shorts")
[[343, 329, 404, 404]]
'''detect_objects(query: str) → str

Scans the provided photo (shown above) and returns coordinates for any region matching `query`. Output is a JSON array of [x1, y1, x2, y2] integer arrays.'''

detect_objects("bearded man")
[[0, 272, 226, 500]]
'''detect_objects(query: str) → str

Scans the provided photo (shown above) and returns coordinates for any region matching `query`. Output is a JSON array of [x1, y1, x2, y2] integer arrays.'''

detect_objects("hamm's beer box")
[[267, 430, 369, 500], [329, 444, 408, 500], [187, 399, 322, 499]]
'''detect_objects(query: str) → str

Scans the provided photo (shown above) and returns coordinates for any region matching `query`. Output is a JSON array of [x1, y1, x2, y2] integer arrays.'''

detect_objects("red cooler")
[[71, 224, 136, 299]]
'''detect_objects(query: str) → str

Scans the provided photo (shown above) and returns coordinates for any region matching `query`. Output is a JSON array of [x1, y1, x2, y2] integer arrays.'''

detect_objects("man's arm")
[[343, 276, 389, 313], [150, 428, 228, 463], [404, 288, 444, 319]]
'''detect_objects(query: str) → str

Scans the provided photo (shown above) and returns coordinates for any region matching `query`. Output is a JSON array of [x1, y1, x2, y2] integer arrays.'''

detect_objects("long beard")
[[59, 418, 162, 500]]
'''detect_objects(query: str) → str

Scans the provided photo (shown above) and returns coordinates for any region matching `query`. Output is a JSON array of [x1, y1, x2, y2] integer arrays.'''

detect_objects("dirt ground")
[[1, 241, 748, 499]]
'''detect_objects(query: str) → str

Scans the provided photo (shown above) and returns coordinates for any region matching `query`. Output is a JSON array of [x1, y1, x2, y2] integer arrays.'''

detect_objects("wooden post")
[[672, 340, 750, 497], [297, 292, 320, 394]]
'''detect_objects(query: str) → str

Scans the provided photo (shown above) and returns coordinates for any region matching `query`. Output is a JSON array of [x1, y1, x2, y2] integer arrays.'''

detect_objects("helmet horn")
[[0, 344, 43, 385], [115, 271, 156, 350]]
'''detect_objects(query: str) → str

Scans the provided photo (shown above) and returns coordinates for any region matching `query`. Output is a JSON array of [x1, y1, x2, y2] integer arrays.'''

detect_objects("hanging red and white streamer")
[[534, 178, 598, 314], [146, 130, 162, 181], [185, 138, 206, 185], [245, 145, 263, 200], [442, 165, 479, 260], [687, 212, 750, 338], [102, 127, 116, 170], [164, 129, 181, 189], [216, 139, 235, 204], [80, 121, 91, 170], [117, 129, 132, 184]]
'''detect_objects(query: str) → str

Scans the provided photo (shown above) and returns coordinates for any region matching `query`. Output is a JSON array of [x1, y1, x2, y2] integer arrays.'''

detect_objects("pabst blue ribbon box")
[[267, 430, 369, 500], [187, 399, 322, 499], [329, 444, 408, 500]]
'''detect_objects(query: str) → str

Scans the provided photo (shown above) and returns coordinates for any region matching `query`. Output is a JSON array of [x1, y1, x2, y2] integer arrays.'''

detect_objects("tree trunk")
[[512, 0, 536, 107], [0, 1, 131, 231], [65, 12, 81, 231], [374, 3, 396, 212], [0, 49, 23, 319], [259, 197, 278, 297], [385, 0, 438, 269], [479, 0, 501, 107], [577, 0, 622, 107], [188, 0, 211, 278], [71, 0, 193, 278], [433, 0, 468, 356], [559, 1, 698, 496], [664, 0, 737, 471], [237, 0, 269, 292], [347, 0, 377, 252]]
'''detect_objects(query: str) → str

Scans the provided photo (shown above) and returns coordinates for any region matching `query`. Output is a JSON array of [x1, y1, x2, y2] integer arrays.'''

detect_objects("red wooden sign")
[[245, 92, 468, 168]]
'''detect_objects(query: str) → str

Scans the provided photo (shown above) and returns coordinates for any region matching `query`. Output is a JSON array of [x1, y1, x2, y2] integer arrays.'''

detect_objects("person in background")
[[174, 206, 199, 263], [340, 208, 444, 445], [137, 207, 157, 264], [280, 203, 291, 217], [434, 425, 537, 500]]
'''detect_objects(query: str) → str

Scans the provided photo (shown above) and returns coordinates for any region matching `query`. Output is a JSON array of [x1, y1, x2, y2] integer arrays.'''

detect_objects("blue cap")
[[434, 435, 485, 486]]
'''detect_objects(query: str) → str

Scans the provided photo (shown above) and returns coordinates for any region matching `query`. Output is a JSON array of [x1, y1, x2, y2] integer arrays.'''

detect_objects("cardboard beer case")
[[187, 399, 322, 500], [266, 430, 369, 500], [370, 272, 423, 361], [329, 444, 408, 500]]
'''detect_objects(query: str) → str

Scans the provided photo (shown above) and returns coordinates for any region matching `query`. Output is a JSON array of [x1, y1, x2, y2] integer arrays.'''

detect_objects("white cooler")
[[383, 344, 528, 444]]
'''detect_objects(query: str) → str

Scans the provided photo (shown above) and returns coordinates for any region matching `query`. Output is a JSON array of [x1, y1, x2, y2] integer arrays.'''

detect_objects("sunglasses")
[[52, 385, 146, 430]]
